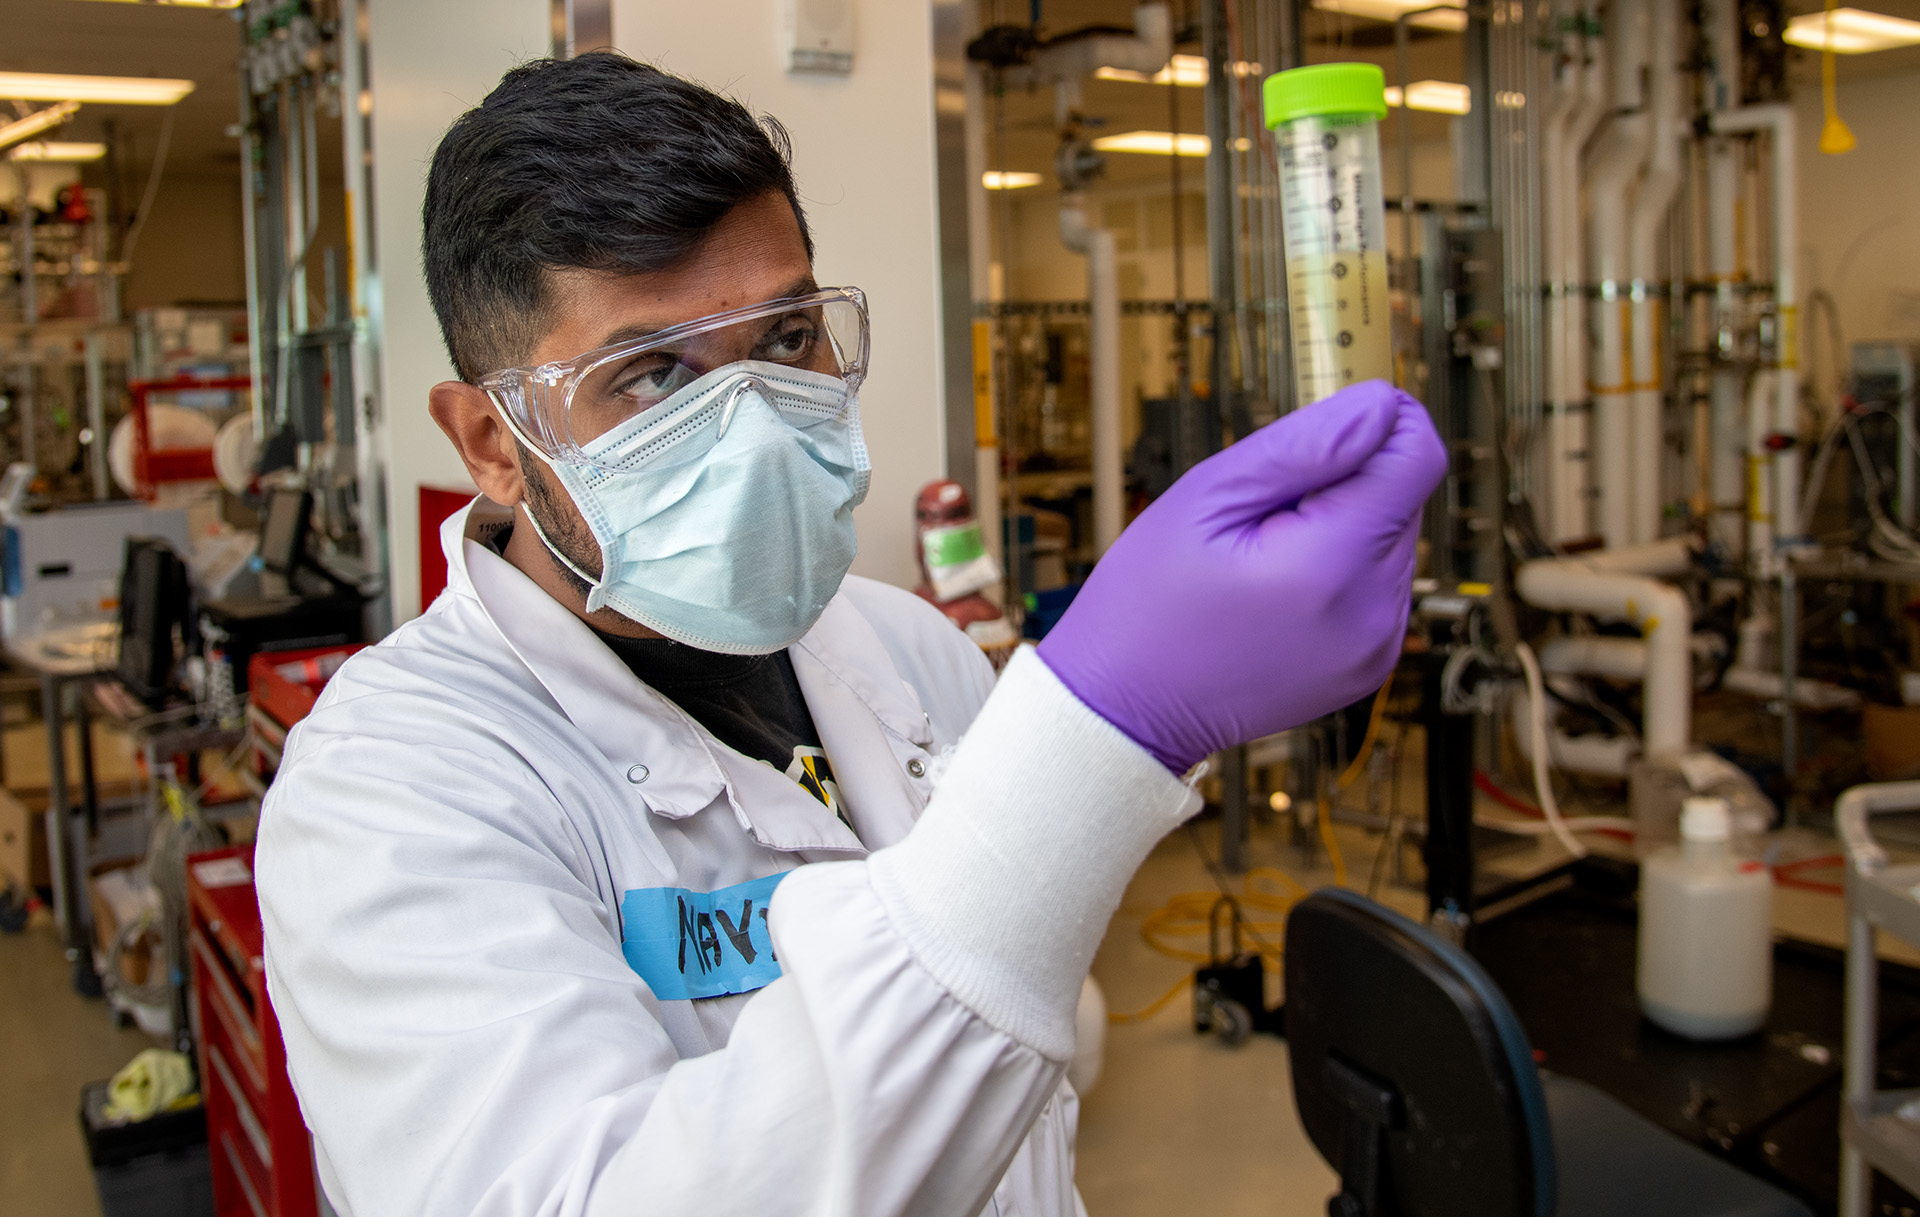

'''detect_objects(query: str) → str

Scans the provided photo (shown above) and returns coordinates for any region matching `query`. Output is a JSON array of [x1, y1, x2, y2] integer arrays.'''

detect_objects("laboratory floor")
[[0, 707, 1883, 1216]]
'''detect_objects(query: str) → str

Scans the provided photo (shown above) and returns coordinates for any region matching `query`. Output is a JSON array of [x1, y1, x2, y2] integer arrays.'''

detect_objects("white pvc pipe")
[[1714, 105, 1800, 547], [1510, 686, 1639, 777], [1555, 1, 1610, 543], [1585, 0, 1649, 550], [1575, 535, 1695, 577], [1627, 0, 1681, 545], [1540, 634, 1649, 681], [1014, 2, 1170, 84], [1539, 0, 1576, 542], [1516, 552, 1692, 758], [1061, 203, 1124, 554]]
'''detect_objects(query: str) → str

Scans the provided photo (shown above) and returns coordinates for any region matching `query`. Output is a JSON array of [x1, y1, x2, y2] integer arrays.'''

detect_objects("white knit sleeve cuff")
[[865, 645, 1202, 1060]]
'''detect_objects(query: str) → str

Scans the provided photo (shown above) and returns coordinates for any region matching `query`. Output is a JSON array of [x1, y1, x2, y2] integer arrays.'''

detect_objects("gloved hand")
[[1037, 380, 1446, 773]]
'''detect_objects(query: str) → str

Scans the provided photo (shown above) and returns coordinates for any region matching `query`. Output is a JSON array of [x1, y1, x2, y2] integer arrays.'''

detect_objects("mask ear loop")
[[487, 389, 616, 611]]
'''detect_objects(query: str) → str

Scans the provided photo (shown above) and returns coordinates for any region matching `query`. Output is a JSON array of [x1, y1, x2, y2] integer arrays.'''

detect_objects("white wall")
[[368, 0, 948, 620], [365, 0, 548, 621], [613, 0, 947, 592], [1795, 67, 1920, 366]]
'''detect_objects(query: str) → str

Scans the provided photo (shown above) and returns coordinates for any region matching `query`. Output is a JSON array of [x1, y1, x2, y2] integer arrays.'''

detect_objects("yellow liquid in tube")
[[1288, 250, 1392, 407]]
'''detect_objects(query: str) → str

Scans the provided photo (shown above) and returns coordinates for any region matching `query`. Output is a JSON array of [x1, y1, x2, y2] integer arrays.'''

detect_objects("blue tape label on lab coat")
[[620, 871, 789, 1001]]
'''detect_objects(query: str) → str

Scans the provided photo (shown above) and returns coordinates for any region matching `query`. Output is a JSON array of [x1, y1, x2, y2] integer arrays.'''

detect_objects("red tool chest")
[[187, 844, 320, 1217]]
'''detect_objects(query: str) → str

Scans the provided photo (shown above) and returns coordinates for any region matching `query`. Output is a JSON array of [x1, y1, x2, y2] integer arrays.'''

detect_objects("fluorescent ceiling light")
[[0, 72, 195, 105], [1384, 80, 1472, 114], [1091, 130, 1211, 157], [0, 103, 81, 153], [1094, 54, 1263, 86], [983, 170, 1042, 190], [1313, 0, 1468, 32], [9, 140, 108, 162], [1783, 7, 1920, 53]]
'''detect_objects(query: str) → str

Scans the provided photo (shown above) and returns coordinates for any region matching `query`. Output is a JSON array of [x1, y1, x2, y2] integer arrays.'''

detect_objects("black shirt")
[[593, 630, 846, 824]]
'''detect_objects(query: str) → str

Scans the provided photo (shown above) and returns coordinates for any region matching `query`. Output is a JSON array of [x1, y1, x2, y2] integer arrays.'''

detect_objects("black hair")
[[423, 52, 814, 381]]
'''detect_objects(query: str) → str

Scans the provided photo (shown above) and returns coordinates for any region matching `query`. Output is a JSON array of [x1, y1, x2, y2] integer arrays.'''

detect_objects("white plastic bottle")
[[1636, 797, 1774, 1039]]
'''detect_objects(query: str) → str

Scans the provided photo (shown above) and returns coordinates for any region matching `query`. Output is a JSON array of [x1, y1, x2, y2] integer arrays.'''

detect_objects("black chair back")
[[1284, 888, 1555, 1217]]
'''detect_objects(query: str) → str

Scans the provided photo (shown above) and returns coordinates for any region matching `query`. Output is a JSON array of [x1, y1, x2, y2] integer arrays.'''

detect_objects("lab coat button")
[[906, 758, 926, 779], [626, 764, 650, 784]]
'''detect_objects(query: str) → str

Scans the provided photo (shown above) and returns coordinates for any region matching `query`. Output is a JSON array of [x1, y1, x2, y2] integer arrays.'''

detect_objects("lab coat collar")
[[440, 499, 920, 851]]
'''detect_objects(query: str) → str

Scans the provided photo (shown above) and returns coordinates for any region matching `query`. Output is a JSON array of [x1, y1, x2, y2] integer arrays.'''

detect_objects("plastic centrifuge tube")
[[1264, 62, 1393, 408]]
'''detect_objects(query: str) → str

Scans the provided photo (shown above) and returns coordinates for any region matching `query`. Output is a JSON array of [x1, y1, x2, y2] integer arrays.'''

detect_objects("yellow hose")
[[1106, 682, 1397, 1025], [1336, 677, 1394, 790], [1314, 677, 1394, 888], [1107, 867, 1307, 1023]]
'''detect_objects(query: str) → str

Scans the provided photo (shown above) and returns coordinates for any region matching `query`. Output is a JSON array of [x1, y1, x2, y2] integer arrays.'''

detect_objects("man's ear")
[[429, 381, 527, 507]]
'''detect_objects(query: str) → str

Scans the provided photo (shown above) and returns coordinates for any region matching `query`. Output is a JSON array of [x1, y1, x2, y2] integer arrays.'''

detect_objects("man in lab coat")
[[255, 52, 1443, 1217]]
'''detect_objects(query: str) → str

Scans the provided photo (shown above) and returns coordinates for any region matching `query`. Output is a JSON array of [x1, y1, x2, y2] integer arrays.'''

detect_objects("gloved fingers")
[[1169, 380, 1405, 526], [1292, 392, 1447, 533]]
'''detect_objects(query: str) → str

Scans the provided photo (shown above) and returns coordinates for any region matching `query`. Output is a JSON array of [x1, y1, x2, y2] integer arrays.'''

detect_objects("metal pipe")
[[1712, 105, 1801, 547], [1203, 0, 1246, 874], [1706, 0, 1744, 556], [84, 331, 107, 500], [1203, 0, 1234, 464], [337, 0, 390, 632], [1059, 203, 1123, 554], [17, 164, 36, 327], [1391, 6, 1466, 306], [1556, 0, 1608, 541], [238, 71, 266, 443]]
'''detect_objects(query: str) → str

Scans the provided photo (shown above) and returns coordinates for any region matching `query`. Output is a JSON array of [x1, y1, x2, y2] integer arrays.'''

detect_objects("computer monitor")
[[259, 488, 311, 578], [116, 537, 190, 706]]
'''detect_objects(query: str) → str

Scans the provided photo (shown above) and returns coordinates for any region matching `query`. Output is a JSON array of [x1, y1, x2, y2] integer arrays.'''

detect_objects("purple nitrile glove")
[[1037, 380, 1446, 773]]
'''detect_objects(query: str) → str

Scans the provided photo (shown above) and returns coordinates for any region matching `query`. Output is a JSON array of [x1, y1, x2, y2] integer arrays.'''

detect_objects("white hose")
[[1513, 640, 1590, 858], [1476, 813, 1636, 837]]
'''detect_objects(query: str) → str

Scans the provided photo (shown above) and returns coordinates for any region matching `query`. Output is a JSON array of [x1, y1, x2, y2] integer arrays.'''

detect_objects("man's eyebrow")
[[588, 276, 821, 352]]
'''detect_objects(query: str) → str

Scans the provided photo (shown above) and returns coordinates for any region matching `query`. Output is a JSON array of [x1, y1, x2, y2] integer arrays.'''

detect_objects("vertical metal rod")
[[41, 676, 73, 948], [17, 165, 36, 328], [1170, 50, 1195, 454], [1781, 567, 1798, 797], [238, 69, 266, 442], [1203, 0, 1235, 463], [1204, 0, 1247, 873], [1841, 889, 1876, 1217], [84, 331, 107, 500], [1397, 14, 1417, 296], [337, 0, 390, 634], [1273, 0, 1303, 416]]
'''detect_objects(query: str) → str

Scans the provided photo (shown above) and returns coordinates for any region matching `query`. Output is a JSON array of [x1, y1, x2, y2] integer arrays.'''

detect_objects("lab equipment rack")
[[1839, 780, 1920, 1216]]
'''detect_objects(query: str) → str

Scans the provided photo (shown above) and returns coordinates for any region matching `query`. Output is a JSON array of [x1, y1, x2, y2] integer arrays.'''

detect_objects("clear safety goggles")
[[480, 286, 869, 469]]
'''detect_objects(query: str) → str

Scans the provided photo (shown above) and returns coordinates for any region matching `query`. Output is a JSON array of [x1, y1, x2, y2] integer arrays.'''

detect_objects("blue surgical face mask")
[[513, 360, 870, 654]]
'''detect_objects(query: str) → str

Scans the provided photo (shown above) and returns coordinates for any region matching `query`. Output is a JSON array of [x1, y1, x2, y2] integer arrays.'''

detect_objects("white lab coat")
[[256, 498, 1199, 1217]]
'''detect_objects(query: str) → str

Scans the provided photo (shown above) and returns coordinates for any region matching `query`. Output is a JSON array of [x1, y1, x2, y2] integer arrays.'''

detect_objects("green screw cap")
[[1264, 62, 1388, 129]]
